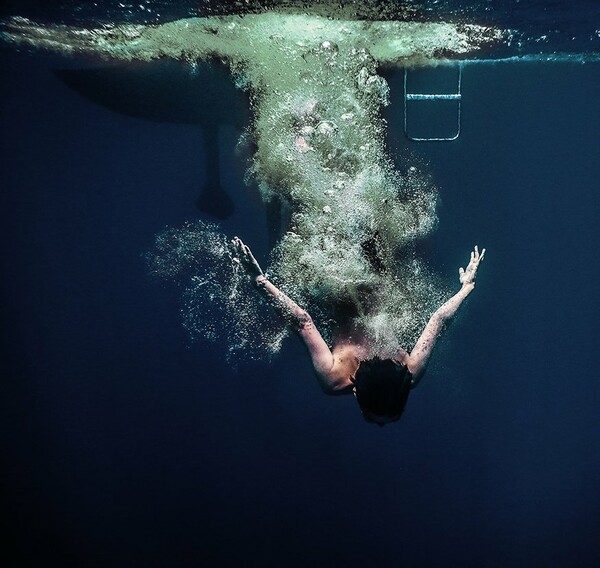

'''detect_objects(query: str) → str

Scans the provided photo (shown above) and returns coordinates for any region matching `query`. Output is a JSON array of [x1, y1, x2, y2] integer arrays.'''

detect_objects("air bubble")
[[316, 120, 337, 136]]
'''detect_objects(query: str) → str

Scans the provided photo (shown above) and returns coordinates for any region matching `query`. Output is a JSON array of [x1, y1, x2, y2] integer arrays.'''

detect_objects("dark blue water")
[[1, 3, 600, 568]]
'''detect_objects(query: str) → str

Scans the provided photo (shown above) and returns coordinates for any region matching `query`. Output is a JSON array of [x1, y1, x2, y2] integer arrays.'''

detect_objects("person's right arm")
[[232, 237, 347, 394]]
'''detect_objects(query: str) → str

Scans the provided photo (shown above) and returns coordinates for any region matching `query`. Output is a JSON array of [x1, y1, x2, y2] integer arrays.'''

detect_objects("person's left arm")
[[406, 245, 485, 385]]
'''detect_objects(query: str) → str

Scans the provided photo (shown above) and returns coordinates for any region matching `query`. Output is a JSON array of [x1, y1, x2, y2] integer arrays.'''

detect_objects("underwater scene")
[[1, 1, 599, 566]]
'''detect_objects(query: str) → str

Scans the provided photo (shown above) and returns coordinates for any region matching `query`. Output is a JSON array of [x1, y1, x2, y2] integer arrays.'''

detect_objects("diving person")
[[231, 237, 485, 425]]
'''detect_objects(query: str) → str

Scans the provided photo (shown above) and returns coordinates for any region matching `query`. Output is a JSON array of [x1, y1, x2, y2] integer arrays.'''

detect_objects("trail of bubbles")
[[3, 11, 490, 357], [148, 35, 451, 357], [147, 221, 288, 362], [240, 35, 448, 353]]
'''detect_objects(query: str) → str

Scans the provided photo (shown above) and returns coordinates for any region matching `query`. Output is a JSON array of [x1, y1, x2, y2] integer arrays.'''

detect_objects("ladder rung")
[[404, 65, 463, 142], [406, 93, 461, 101]]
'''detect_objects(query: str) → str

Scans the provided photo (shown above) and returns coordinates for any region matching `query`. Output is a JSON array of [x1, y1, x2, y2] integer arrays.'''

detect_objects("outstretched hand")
[[459, 245, 485, 286], [231, 236, 264, 280]]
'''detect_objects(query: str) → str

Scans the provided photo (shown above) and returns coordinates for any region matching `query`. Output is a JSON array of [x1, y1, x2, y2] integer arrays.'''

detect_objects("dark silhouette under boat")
[[55, 59, 251, 221]]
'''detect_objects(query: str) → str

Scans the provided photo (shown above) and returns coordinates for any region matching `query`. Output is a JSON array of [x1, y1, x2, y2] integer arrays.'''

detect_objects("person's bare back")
[[232, 237, 485, 423]]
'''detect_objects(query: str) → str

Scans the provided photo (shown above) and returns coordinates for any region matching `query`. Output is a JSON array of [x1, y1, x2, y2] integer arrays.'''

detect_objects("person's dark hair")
[[353, 357, 412, 425]]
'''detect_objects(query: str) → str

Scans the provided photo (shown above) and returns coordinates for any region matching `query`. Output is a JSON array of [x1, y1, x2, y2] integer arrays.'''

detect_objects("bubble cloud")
[[1, 9, 502, 356]]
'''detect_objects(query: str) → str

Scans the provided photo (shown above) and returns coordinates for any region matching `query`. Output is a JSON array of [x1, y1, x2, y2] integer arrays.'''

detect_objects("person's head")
[[352, 357, 412, 425]]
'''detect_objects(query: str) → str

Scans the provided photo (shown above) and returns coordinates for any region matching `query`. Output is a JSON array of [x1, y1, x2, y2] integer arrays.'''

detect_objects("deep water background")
[[1, 45, 599, 568]]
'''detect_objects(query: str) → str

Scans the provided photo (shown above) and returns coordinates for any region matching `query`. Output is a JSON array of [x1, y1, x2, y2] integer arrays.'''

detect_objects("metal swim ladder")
[[403, 65, 462, 141]]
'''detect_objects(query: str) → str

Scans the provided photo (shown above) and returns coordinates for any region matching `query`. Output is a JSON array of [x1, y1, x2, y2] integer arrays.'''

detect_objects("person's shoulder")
[[320, 345, 358, 395]]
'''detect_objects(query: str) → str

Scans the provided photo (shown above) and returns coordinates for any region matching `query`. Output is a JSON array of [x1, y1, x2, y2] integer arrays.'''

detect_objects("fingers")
[[231, 236, 249, 256], [472, 245, 486, 263], [231, 236, 256, 265], [231, 238, 251, 266], [459, 245, 486, 285]]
